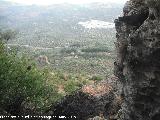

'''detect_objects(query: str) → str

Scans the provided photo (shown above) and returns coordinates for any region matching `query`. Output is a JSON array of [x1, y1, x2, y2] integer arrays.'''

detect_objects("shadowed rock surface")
[[46, 81, 120, 120], [114, 0, 160, 119]]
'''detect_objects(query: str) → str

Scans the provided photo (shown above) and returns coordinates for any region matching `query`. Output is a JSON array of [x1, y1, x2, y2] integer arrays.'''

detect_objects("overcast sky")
[[5, 0, 127, 5]]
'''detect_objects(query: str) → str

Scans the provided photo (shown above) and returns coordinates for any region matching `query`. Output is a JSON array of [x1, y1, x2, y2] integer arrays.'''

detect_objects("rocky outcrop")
[[46, 81, 123, 120], [114, 0, 160, 119]]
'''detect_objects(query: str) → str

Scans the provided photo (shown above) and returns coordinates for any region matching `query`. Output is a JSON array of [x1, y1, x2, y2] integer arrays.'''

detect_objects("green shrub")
[[0, 42, 56, 113], [90, 75, 103, 82], [64, 80, 80, 94]]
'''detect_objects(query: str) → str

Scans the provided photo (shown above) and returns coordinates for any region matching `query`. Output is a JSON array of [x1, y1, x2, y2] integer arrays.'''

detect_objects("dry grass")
[[57, 85, 65, 94], [82, 82, 113, 96]]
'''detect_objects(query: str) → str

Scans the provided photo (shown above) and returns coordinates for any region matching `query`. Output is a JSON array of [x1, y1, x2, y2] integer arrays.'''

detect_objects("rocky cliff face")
[[114, 0, 160, 119]]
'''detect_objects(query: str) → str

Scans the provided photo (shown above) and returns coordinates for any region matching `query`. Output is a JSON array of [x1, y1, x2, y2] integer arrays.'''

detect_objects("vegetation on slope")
[[0, 32, 96, 114], [0, 1, 120, 115]]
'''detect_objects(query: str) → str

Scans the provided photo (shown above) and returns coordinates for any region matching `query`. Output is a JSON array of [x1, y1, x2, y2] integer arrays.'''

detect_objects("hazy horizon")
[[4, 0, 127, 5]]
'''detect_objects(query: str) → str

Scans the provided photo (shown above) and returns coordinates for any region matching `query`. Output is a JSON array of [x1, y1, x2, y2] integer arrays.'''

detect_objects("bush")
[[0, 29, 16, 42], [0, 42, 56, 113], [64, 80, 80, 94], [90, 75, 103, 82]]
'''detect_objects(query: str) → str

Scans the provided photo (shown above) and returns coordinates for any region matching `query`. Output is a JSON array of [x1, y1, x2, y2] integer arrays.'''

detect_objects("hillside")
[[0, 0, 123, 78], [0, 1, 122, 48], [1, 0, 160, 119], [0, 1, 130, 119]]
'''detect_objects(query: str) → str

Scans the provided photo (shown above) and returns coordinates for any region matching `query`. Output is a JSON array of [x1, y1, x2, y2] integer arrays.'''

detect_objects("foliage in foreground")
[[0, 29, 107, 114], [0, 42, 97, 113], [0, 42, 61, 113]]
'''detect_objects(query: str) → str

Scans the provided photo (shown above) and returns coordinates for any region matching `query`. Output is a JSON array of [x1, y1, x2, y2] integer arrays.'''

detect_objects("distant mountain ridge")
[[0, 0, 123, 48]]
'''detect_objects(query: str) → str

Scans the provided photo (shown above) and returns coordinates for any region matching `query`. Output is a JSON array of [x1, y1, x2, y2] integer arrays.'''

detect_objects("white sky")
[[5, 0, 127, 5]]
